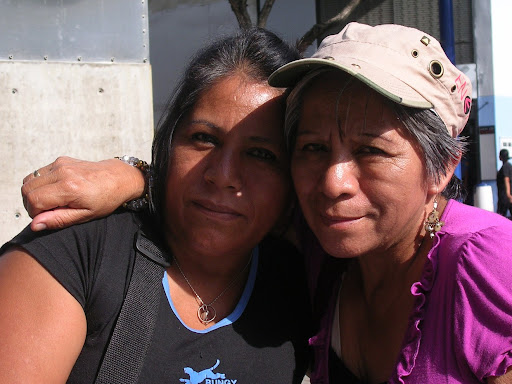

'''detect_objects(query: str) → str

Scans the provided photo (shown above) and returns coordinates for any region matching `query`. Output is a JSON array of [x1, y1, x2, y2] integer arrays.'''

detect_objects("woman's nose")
[[319, 158, 358, 200], [204, 150, 242, 192]]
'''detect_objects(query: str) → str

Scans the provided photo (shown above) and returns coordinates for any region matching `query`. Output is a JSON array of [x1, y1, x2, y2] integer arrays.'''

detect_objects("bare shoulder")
[[0, 247, 86, 383], [488, 367, 512, 384]]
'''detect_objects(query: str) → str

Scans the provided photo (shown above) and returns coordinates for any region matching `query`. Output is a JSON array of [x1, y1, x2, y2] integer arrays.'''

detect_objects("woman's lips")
[[192, 200, 243, 220], [319, 213, 362, 227]]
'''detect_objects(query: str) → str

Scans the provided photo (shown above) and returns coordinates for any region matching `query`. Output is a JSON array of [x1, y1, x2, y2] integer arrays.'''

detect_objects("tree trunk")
[[220, 0, 389, 53], [297, 0, 388, 53], [228, 0, 253, 29], [257, 0, 276, 28]]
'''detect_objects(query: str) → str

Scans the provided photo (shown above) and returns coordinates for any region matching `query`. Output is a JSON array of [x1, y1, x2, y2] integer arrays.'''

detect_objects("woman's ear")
[[427, 153, 461, 195]]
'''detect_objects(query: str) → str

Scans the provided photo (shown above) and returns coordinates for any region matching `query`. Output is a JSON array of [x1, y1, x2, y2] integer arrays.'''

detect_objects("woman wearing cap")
[[0, 28, 312, 383], [269, 23, 512, 383], [19, 23, 512, 383]]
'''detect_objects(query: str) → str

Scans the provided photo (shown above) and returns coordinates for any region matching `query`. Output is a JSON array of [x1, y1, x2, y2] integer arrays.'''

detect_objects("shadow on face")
[[163, 74, 292, 259], [290, 71, 432, 259]]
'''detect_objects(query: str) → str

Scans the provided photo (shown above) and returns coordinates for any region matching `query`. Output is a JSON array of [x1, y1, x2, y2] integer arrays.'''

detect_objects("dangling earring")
[[424, 197, 444, 238]]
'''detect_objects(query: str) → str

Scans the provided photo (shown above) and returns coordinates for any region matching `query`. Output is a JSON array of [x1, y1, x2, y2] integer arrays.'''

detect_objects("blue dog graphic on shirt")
[[179, 359, 226, 384]]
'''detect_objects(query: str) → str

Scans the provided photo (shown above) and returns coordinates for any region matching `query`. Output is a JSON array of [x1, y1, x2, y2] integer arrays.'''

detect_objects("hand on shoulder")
[[21, 156, 146, 231]]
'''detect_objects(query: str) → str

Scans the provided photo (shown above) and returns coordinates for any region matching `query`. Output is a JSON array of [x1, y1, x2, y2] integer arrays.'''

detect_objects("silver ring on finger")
[[33, 169, 41, 177]]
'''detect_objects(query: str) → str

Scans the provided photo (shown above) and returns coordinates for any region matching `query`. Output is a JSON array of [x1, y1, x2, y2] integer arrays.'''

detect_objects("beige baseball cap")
[[268, 22, 472, 137]]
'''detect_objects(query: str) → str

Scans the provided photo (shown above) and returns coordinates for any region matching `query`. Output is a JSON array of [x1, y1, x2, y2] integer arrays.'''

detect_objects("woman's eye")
[[191, 132, 217, 145], [358, 146, 386, 155], [248, 148, 277, 161], [300, 143, 328, 152]]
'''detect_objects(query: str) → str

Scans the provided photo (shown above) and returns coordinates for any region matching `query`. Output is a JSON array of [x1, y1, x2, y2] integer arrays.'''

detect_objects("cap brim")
[[268, 57, 433, 109]]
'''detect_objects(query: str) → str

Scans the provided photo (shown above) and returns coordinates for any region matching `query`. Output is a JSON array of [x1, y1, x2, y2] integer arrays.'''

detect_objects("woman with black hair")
[[0, 28, 311, 383]]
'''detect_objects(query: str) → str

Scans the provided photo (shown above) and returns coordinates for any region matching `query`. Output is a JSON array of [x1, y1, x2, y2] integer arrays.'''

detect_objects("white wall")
[[0, 62, 153, 245], [1, 0, 154, 245], [491, 0, 512, 167]]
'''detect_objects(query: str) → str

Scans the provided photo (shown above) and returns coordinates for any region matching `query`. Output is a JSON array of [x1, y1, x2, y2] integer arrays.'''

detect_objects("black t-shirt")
[[497, 161, 512, 203], [2, 211, 311, 383]]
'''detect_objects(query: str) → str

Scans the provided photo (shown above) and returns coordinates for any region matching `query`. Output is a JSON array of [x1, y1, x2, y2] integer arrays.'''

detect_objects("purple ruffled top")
[[309, 200, 512, 383]]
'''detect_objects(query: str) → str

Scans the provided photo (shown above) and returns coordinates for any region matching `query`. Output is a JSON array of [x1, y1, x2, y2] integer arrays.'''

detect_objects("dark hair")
[[149, 27, 300, 225], [500, 149, 510, 160], [284, 68, 467, 201]]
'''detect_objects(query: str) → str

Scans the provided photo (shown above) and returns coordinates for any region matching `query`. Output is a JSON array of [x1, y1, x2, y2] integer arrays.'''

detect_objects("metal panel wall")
[[1, 1, 153, 245], [0, 0, 149, 63], [361, 0, 441, 38], [453, 0, 474, 64]]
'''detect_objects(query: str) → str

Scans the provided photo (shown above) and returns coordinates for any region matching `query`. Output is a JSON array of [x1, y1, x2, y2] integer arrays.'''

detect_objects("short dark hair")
[[149, 27, 300, 226], [500, 149, 510, 160]]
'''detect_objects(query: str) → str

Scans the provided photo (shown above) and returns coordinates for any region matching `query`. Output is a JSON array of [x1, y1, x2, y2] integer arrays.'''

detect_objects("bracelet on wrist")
[[115, 155, 150, 211]]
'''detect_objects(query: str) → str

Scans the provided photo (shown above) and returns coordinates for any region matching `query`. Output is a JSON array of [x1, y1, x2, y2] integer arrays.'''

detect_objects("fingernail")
[[33, 223, 47, 231]]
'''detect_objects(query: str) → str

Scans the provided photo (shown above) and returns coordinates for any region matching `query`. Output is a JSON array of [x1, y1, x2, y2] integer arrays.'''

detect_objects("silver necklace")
[[172, 253, 253, 325]]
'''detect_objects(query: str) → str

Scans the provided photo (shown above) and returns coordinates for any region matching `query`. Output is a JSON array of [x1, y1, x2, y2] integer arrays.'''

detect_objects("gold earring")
[[424, 197, 444, 238]]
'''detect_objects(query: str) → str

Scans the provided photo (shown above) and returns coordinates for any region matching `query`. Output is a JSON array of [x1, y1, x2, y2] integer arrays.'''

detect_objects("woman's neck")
[[165, 227, 254, 281], [356, 235, 430, 307], [356, 196, 448, 303]]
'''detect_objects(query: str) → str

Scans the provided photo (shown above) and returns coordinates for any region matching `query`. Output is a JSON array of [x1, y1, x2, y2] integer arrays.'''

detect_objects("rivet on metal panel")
[[77, 56, 82, 61], [142, 14, 145, 19], [8, 55, 13, 60], [142, 29, 146, 34], [44, 55, 48, 61], [15, 212, 21, 219], [143, 58, 148, 63], [12, 88, 17, 94], [98, 88, 104, 93], [111, 57, 115, 62]]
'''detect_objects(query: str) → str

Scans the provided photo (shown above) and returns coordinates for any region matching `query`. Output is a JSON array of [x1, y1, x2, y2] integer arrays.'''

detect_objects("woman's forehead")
[[186, 75, 286, 138], [299, 73, 399, 132], [303, 72, 383, 107]]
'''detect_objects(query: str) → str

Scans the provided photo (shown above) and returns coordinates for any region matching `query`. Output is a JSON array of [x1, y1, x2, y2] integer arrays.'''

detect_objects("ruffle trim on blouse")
[[392, 234, 442, 384], [489, 350, 512, 380]]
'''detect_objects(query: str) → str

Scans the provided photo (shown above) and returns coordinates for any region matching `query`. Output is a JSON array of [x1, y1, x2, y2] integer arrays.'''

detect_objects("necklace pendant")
[[198, 304, 216, 325]]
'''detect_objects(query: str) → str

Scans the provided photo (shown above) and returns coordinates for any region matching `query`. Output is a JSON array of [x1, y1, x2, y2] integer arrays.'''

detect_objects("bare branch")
[[228, 0, 253, 29], [297, 0, 387, 53], [257, 0, 276, 28]]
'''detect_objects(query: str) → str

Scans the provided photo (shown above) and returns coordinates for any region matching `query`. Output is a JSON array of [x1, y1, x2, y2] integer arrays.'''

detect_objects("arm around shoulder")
[[0, 247, 86, 383], [22, 156, 147, 231]]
